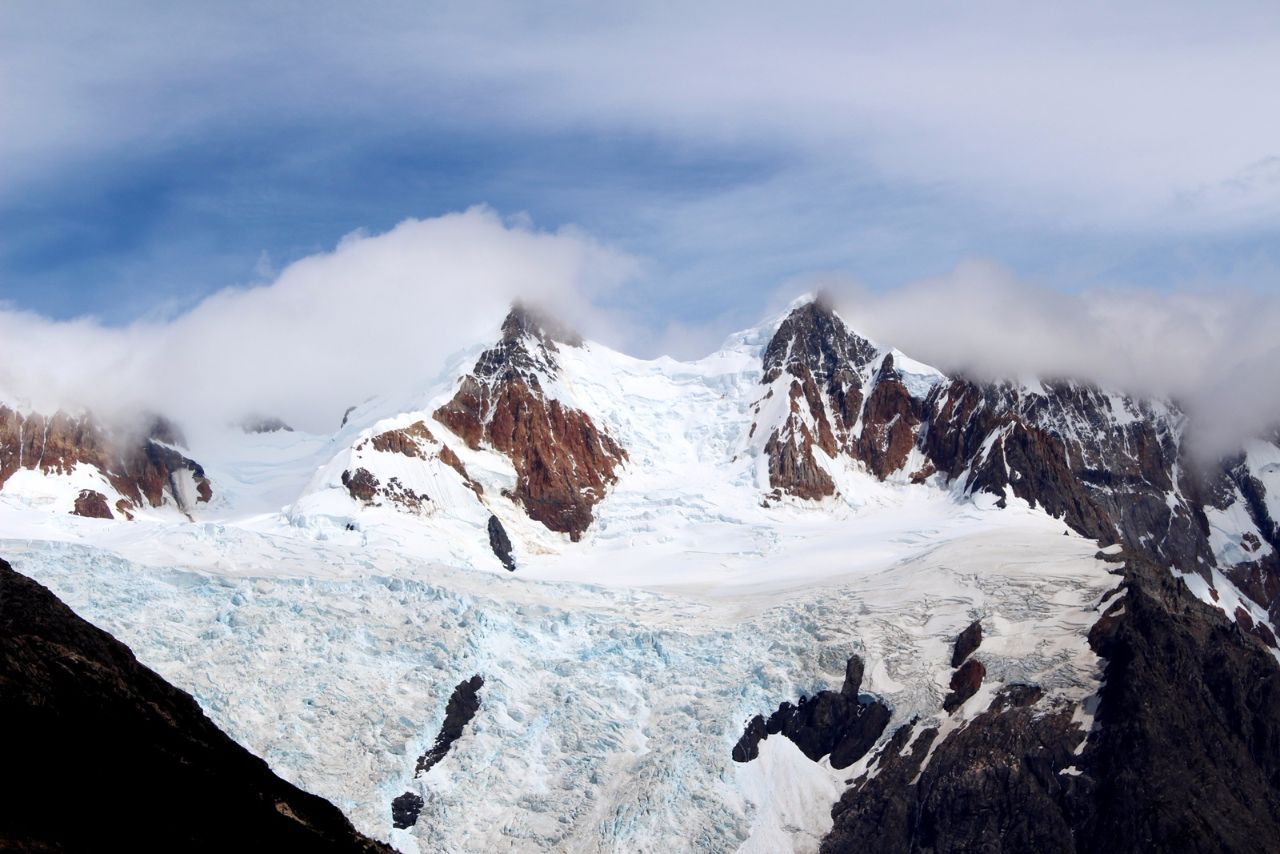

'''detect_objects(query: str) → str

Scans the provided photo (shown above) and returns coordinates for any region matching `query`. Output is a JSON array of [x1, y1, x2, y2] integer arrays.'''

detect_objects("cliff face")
[[0, 557, 393, 853], [0, 406, 212, 519], [755, 298, 879, 500], [433, 306, 626, 541]]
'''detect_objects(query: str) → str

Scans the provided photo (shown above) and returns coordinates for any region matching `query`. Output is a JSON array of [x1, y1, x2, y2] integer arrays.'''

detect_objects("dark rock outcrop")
[[941, 659, 985, 714], [824, 686, 1082, 854], [415, 674, 484, 777], [820, 555, 1280, 854], [390, 792, 425, 830], [950, 620, 982, 667], [434, 306, 626, 540], [488, 515, 516, 571], [0, 558, 393, 853], [733, 655, 891, 770]]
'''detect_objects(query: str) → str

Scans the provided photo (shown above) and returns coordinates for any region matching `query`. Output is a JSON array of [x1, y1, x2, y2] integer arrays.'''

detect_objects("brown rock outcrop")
[[0, 406, 212, 517], [433, 306, 626, 540], [854, 354, 924, 480], [753, 298, 877, 499], [72, 490, 113, 519], [943, 659, 986, 713], [345, 421, 484, 510]]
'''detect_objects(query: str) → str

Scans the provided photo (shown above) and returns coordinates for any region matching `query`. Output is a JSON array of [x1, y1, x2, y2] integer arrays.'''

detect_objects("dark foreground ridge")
[[819, 555, 1280, 854], [0, 557, 393, 853]]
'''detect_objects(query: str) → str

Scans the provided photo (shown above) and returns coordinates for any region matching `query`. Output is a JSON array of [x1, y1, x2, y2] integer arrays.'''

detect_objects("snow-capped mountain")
[[1, 296, 1278, 852]]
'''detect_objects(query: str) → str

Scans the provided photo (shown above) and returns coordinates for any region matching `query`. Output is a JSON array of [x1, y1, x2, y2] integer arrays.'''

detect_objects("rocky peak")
[[762, 296, 878, 385], [747, 299, 1280, 634], [434, 304, 625, 541], [474, 303, 583, 386], [754, 297, 886, 499]]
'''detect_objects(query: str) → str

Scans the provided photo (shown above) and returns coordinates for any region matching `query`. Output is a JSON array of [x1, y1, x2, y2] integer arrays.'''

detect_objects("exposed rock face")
[[391, 675, 484, 830], [854, 354, 925, 480], [950, 620, 982, 667], [391, 792, 424, 830], [72, 489, 113, 519], [434, 306, 626, 540], [0, 406, 212, 517], [755, 299, 1280, 623], [754, 298, 878, 500], [341, 420, 482, 512], [1081, 555, 1280, 851], [342, 467, 380, 503], [414, 674, 484, 777], [732, 655, 891, 770], [819, 555, 1280, 853], [824, 686, 1081, 854], [0, 558, 393, 853], [488, 515, 516, 571], [942, 659, 985, 714]]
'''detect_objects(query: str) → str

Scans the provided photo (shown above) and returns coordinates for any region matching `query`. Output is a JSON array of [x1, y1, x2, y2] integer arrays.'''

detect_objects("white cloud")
[[0, 208, 638, 432], [0, 216, 1274, 454], [801, 260, 1280, 453]]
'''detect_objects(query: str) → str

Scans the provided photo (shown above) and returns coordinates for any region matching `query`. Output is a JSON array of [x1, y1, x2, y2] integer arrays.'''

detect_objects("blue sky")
[[2, 0, 1279, 347]]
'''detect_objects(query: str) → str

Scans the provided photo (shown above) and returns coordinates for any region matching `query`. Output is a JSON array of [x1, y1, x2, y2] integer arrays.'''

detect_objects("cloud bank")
[[0, 208, 637, 433], [0, 210, 1274, 456], [805, 261, 1280, 453]]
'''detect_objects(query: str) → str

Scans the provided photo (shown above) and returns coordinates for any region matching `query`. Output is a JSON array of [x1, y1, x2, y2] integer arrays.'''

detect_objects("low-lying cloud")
[[0, 207, 637, 434], [805, 260, 1280, 454], [0, 214, 1275, 456]]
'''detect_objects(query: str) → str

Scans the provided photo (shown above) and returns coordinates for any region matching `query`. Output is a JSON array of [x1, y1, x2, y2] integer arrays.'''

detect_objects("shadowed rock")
[[733, 655, 890, 770], [488, 515, 516, 571], [0, 558, 393, 853], [820, 555, 1280, 854], [415, 675, 484, 776], [950, 620, 982, 667], [390, 792, 425, 830], [942, 659, 985, 713]]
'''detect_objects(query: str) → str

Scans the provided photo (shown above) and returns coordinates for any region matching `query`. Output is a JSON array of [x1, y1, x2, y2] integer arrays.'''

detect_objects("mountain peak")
[[764, 294, 877, 383], [501, 302, 583, 349]]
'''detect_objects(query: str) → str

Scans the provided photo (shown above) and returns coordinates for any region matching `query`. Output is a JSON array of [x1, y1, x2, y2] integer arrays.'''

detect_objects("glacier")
[[1, 500, 1115, 852]]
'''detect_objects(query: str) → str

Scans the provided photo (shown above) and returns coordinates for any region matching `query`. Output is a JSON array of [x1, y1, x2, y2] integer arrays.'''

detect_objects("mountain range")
[[1, 295, 1277, 852]]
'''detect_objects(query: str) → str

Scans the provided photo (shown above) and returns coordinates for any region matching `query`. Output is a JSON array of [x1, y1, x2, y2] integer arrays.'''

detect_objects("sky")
[[0, 1, 1278, 435]]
